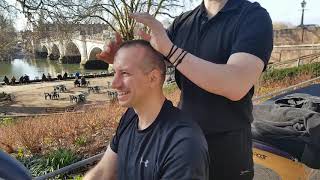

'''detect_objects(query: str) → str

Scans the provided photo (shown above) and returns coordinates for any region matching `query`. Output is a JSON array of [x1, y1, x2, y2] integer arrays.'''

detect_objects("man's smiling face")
[[112, 46, 152, 108]]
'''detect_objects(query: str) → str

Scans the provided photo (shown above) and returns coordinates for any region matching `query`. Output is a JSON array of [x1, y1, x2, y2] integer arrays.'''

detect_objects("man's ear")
[[148, 69, 161, 88]]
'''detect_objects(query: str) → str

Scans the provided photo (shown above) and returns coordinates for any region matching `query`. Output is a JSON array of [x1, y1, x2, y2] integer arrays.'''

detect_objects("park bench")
[[81, 80, 90, 87], [53, 85, 67, 92], [88, 86, 100, 93], [44, 91, 59, 100], [107, 90, 118, 100], [69, 93, 86, 103]]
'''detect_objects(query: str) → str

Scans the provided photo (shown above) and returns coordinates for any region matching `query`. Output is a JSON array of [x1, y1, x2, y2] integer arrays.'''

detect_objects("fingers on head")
[[115, 32, 123, 43], [138, 30, 151, 41], [96, 51, 107, 59]]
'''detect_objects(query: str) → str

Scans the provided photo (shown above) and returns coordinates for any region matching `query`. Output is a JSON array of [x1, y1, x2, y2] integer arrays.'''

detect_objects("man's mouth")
[[118, 91, 129, 96]]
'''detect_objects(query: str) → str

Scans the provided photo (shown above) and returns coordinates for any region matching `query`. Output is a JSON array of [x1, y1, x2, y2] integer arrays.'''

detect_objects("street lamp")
[[300, 0, 307, 43], [300, 0, 306, 26]]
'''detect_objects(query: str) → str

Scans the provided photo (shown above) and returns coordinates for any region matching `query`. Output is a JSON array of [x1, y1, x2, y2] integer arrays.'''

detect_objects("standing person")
[[97, 0, 273, 179], [75, 72, 80, 79], [85, 40, 209, 180]]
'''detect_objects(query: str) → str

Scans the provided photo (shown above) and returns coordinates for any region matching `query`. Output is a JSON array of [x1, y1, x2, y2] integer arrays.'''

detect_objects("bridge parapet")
[[37, 30, 111, 64], [271, 44, 320, 63]]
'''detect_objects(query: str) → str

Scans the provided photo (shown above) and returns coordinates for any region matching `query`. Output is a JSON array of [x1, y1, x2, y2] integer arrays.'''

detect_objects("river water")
[[0, 59, 107, 81]]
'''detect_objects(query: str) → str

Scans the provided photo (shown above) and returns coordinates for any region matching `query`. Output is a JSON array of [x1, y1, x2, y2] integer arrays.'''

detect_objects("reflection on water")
[[0, 59, 107, 81]]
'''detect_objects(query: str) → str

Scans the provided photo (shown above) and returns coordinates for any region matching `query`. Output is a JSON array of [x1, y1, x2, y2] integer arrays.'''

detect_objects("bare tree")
[[0, 13, 18, 61], [15, 0, 187, 40]]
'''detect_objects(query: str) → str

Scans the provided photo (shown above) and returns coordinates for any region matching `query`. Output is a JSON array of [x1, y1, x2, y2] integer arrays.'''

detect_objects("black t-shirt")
[[110, 100, 209, 180], [167, 0, 273, 134]]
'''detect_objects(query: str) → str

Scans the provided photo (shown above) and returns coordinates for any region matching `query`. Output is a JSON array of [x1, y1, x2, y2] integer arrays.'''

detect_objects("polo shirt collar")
[[199, 0, 245, 15]]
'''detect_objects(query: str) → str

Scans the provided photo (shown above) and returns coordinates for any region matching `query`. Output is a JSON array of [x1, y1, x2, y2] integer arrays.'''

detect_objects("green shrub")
[[0, 117, 15, 126], [18, 148, 80, 178], [45, 148, 79, 170], [73, 175, 83, 180], [262, 62, 320, 83], [75, 136, 87, 147], [163, 83, 178, 95]]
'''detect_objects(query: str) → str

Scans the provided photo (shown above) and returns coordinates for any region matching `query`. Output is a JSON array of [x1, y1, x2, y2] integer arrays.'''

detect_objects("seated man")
[[80, 76, 87, 86], [23, 74, 30, 84], [19, 76, 24, 84], [41, 73, 47, 81], [10, 76, 16, 85], [57, 74, 63, 80], [74, 78, 80, 87], [63, 72, 68, 80], [84, 40, 209, 180], [3, 76, 10, 85]]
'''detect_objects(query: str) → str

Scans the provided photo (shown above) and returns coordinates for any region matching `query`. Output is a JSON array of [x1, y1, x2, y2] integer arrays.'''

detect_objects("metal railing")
[[268, 52, 320, 69]]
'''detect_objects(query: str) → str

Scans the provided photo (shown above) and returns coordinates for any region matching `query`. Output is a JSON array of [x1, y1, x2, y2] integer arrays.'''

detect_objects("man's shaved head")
[[115, 40, 166, 82]]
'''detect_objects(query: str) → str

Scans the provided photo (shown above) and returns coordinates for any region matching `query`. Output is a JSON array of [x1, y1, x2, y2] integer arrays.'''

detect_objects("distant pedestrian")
[[75, 72, 80, 79]]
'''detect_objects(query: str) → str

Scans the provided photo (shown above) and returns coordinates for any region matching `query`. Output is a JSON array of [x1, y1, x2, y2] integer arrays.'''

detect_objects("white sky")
[[13, 0, 320, 31], [255, 0, 320, 26]]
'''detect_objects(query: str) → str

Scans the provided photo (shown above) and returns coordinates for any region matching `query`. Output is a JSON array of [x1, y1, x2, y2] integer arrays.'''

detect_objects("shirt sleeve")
[[160, 129, 209, 180], [231, 4, 273, 71], [166, 12, 186, 41], [110, 108, 132, 153], [166, 19, 177, 41]]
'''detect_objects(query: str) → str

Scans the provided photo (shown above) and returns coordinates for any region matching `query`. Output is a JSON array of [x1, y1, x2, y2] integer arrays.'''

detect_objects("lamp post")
[[300, 0, 307, 43], [300, 0, 306, 26]]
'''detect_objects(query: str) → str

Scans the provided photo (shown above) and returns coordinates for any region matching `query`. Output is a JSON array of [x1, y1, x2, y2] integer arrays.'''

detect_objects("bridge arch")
[[88, 47, 102, 61], [36, 45, 49, 59], [49, 44, 60, 60], [63, 41, 81, 64]]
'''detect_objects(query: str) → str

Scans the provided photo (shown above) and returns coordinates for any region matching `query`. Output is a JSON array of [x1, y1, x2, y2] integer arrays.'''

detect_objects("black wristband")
[[166, 44, 175, 58], [166, 45, 178, 63], [175, 51, 188, 68], [172, 49, 185, 65]]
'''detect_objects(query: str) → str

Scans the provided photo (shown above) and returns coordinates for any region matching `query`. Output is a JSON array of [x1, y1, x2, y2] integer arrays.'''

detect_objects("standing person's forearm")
[[166, 46, 264, 101]]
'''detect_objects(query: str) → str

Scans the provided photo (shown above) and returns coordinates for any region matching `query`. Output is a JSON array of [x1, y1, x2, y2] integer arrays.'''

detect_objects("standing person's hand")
[[96, 32, 123, 64], [130, 13, 173, 57]]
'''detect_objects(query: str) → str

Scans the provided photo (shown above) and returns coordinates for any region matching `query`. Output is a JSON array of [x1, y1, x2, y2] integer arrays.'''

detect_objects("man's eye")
[[122, 72, 129, 76]]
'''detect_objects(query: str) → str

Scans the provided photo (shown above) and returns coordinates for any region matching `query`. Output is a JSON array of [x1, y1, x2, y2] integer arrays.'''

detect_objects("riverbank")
[[0, 72, 112, 86], [0, 77, 114, 116]]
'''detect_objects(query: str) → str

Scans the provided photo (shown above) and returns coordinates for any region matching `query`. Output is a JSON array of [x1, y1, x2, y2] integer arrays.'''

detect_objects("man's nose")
[[111, 74, 121, 89]]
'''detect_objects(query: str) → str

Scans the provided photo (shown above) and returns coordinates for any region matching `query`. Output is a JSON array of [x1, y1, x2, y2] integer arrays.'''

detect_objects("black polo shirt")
[[110, 100, 209, 180], [167, 0, 273, 134]]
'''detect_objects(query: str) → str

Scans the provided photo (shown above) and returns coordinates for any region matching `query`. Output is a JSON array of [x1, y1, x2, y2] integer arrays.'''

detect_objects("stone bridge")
[[271, 43, 320, 63], [35, 31, 111, 64]]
